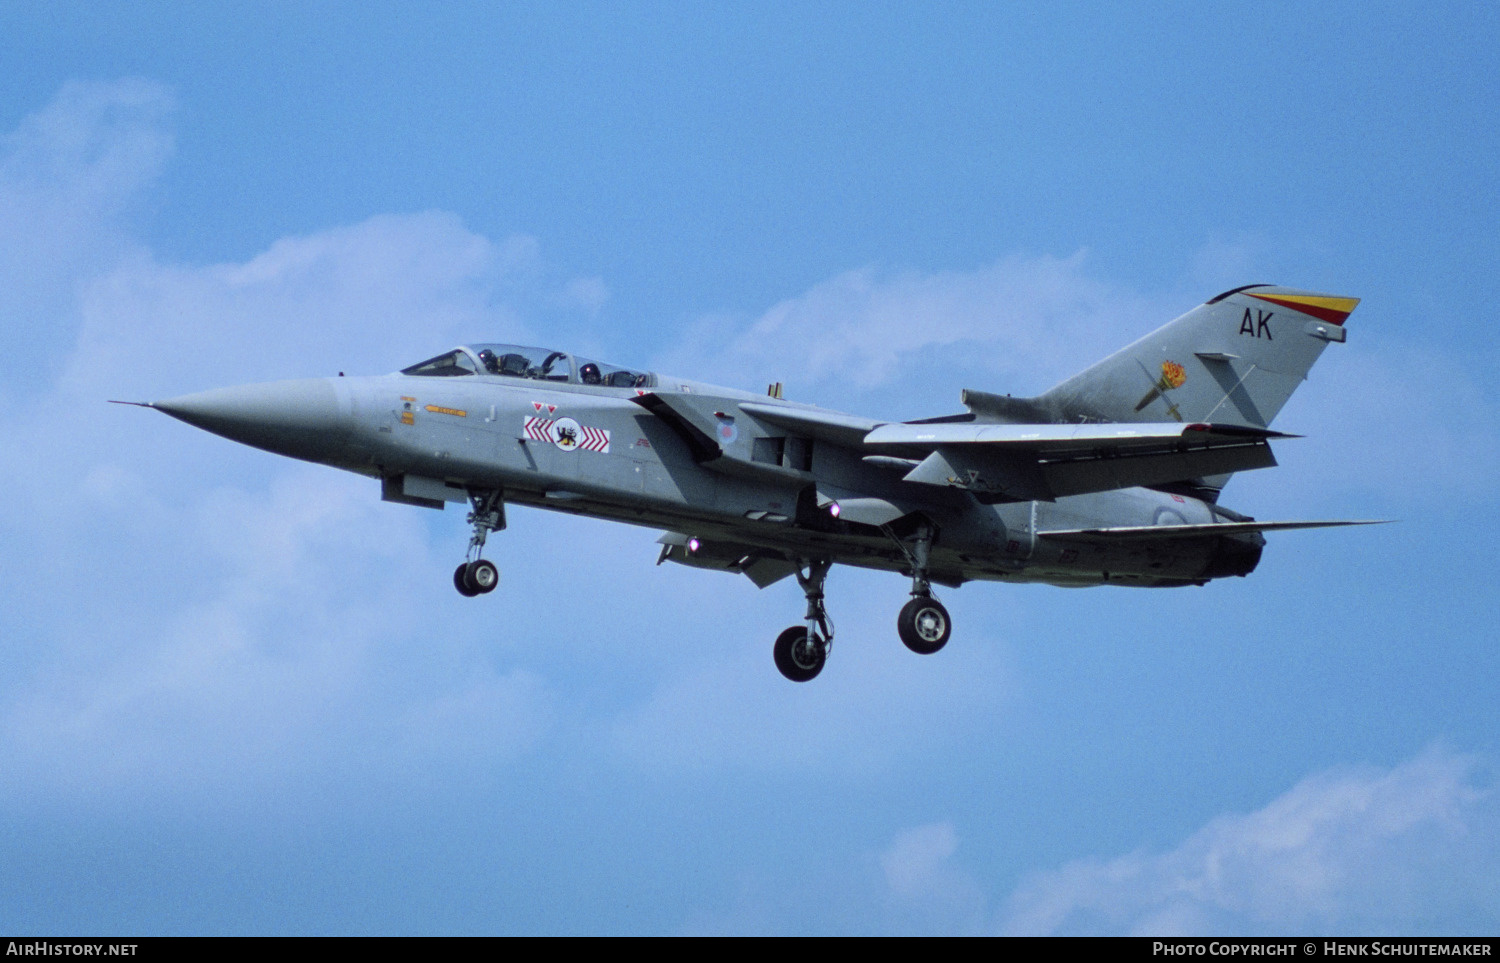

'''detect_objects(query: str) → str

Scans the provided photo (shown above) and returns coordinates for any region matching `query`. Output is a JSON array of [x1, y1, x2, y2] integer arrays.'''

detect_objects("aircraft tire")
[[898, 597, 951, 655], [773, 626, 826, 683], [463, 559, 500, 594]]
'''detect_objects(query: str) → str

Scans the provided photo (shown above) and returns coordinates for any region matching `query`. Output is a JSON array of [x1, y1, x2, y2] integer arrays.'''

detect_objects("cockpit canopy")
[[400, 344, 655, 389]]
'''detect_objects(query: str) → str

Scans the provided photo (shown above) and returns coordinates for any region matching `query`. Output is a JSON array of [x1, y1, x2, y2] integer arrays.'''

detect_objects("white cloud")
[[879, 822, 987, 933], [555, 275, 610, 315], [0, 77, 173, 214], [61, 211, 542, 402], [0, 84, 607, 810], [660, 253, 1170, 403], [998, 746, 1500, 935], [676, 819, 989, 936], [882, 821, 960, 896], [0, 466, 555, 805], [0, 79, 174, 379], [674, 747, 1499, 935]]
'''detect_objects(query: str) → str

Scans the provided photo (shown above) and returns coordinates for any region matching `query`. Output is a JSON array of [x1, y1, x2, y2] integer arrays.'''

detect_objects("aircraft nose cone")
[[153, 378, 351, 462]]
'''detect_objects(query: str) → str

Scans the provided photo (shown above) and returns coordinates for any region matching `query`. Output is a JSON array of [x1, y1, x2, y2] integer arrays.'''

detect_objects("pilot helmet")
[[477, 348, 498, 372], [580, 363, 601, 384]]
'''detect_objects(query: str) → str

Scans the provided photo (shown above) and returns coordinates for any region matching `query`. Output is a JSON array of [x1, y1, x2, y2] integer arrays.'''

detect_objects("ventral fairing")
[[121, 285, 1380, 682]]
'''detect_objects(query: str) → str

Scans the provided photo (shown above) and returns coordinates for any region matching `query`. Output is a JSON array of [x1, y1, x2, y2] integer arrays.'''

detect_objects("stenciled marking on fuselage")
[[1240, 308, 1274, 339], [425, 404, 467, 417], [524, 416, 610, 453], [531, 401, 558, 415]]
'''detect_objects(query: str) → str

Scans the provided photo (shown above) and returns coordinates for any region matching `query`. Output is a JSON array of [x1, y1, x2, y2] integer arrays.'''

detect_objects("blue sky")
[[1, 2, 1497, 935]]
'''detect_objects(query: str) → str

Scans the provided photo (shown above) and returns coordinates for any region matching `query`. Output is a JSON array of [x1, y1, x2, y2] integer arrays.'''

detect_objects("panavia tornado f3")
[[120, 284, 1379, 682]]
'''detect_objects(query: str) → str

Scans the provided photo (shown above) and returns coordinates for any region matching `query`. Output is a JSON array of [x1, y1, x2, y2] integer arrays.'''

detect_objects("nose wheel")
[[454, 489, 505, 597]]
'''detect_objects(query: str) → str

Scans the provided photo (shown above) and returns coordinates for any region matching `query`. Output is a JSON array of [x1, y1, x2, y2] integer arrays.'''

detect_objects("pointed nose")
[[153, 378, 351, 462]]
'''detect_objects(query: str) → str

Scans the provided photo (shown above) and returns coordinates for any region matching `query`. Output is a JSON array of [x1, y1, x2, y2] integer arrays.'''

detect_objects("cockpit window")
[[575, 356, 651, 389], [470, 345, 572, 382], [402, 344, 656, 388], [401, 350, 478, 377]]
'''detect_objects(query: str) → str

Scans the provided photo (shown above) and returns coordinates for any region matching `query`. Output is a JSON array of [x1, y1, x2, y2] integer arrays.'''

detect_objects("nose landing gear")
[[454, 489, 505, 597]]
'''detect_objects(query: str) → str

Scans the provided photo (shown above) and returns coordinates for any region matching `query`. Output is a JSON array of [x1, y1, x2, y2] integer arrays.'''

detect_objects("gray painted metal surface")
[[123, 284, 1380, 682]]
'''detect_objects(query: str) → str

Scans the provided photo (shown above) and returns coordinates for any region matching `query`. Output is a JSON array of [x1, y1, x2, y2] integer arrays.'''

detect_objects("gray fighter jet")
[[120, 284, 1377, 682]]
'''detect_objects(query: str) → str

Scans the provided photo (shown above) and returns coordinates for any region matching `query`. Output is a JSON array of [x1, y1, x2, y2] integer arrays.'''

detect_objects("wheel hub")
[[792, 635, 822, 669], [915, 609, 945, 641]]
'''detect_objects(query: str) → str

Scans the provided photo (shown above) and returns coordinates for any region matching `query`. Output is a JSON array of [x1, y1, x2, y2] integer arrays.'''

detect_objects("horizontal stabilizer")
[[1038, 519, 1391, 541]]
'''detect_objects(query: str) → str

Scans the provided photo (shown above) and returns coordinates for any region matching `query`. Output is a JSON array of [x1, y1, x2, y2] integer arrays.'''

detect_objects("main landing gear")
[[896, 523, 951, 656], [897, 595, 951, 655], [773, 559, 834, 683], [771, 525, 956, 682], [454, 489, 505, 597]]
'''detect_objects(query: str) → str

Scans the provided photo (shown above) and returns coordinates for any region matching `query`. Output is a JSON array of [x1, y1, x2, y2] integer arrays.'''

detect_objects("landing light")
[[688, 537, 701, 553], [828, 502, 841, 519]]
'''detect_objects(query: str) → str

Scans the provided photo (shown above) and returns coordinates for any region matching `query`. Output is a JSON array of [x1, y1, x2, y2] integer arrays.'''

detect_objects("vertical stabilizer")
[[1036, 285, 1358, 430]]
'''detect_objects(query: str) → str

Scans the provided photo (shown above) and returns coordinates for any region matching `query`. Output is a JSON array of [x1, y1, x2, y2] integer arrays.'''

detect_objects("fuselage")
[[151, 354, 1263, 590]]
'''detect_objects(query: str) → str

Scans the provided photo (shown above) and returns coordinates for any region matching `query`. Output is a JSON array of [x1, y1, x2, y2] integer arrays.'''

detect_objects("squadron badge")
[[524, 416, 611, 453]]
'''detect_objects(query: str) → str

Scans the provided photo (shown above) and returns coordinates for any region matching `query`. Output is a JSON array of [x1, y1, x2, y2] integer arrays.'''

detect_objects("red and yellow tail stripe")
[[1245, 292, 1360, 326]]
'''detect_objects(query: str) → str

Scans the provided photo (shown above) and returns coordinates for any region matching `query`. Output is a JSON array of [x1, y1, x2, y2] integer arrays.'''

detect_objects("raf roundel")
[[716, 414, 738, 445]]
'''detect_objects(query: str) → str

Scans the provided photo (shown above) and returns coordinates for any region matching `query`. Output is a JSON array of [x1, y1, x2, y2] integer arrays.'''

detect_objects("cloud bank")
[[999, 746, 1498, 935]]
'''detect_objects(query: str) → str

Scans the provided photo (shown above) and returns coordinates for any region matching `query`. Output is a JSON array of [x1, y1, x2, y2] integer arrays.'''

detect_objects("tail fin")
[[1030, 285, 1358, 429]]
